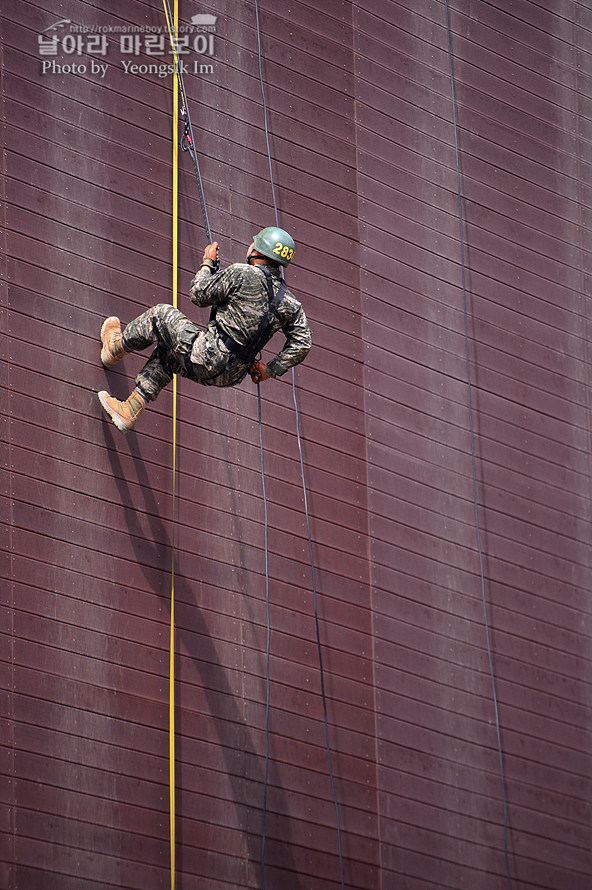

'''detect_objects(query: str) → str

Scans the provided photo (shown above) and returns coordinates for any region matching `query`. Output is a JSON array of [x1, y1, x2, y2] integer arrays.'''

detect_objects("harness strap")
[[216, 267, 286, 366]]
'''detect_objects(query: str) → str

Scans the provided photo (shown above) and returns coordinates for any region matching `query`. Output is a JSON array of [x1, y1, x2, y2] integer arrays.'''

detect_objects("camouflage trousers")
[[122, 304, 250, 401]]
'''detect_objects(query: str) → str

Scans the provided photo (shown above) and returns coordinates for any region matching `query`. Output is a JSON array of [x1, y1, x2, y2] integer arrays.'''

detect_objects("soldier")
[[98, 227, 312, 433]]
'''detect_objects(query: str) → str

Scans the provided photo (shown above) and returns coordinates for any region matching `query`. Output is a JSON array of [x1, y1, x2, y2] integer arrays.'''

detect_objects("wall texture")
[[2, 1, 591, 888]]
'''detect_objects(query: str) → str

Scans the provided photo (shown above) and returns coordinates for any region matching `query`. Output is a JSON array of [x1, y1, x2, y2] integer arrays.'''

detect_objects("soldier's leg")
[[121, 304, 200, 354], [123, 306, 248, 388], [133, 348, 175, 402], [99, 305, 201, 432], [122, 305, 200, 401], [100, 304, 196, 367]]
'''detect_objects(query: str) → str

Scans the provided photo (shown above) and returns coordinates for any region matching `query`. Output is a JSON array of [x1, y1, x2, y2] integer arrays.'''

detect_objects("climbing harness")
[[181, 267, 287, 384], [214, 267, 287, 366], [160, 1, 343, 888], [443, 3, 512, 888]]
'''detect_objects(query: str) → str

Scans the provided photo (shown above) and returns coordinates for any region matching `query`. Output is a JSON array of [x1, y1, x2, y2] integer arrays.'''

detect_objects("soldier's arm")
[[266, 298, 312, 378], [189, 265, 243, 309]]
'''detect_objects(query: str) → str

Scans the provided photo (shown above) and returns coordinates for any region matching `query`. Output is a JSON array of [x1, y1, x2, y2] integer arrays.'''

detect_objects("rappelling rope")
[[256, 385, 272, 888], [162, 0, 213, 243], [253, 2, 345, 888], [443, 3, 512, 887]]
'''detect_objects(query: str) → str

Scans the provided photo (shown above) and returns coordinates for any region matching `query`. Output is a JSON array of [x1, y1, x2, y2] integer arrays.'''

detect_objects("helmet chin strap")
[[247, 245, 269, 265]]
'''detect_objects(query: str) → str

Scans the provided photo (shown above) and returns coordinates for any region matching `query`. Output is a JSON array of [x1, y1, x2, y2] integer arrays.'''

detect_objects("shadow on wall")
[[100, 419, 300, 888]]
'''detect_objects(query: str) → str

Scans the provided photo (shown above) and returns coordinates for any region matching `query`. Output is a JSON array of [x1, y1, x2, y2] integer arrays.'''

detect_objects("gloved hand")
[[202, 241, 219, 271], [250, 360, 270, 384]]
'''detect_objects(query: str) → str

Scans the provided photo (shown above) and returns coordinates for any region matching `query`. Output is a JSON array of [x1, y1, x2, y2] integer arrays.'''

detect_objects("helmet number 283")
[[273, 242, 294, 262]]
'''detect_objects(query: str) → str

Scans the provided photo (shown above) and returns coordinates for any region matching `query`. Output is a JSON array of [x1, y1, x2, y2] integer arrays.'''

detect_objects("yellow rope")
[[167, 0, 179, 886], [162, 0, 187, 114]]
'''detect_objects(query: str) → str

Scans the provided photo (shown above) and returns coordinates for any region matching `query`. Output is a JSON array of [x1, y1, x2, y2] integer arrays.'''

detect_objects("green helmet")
[[252, 226, 295, 267]]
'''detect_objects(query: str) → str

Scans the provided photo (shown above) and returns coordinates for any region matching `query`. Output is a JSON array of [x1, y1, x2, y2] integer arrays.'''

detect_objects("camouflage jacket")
[[189, 262, 312, 378]]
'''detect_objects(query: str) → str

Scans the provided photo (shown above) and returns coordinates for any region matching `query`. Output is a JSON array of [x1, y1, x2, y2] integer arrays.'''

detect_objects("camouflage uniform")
[[122, 262, 312, 401]]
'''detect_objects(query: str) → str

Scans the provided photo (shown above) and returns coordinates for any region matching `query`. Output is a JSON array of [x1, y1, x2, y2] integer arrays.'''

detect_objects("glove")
[[250, 360, 271, 384], [202, 241, 219, 272]]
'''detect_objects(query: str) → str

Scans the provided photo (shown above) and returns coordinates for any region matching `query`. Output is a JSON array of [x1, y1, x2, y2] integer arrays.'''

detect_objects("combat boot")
[[100, 316, 128, 367], [98, 389, 146, 433]]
